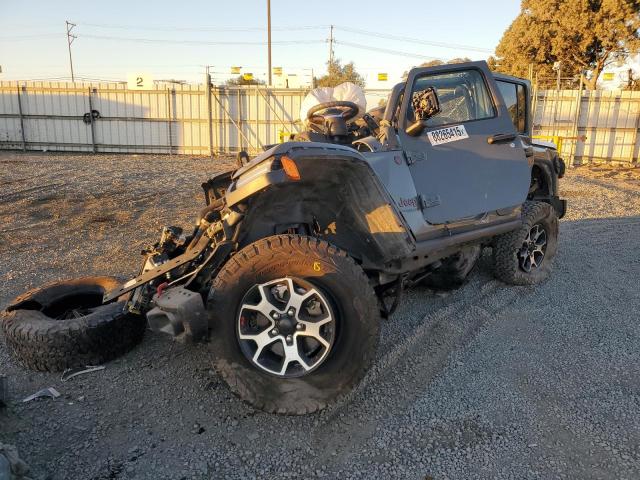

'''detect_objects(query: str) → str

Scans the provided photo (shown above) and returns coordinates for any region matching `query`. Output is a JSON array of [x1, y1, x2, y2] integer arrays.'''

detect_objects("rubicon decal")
[[427, 125, 469, 146]]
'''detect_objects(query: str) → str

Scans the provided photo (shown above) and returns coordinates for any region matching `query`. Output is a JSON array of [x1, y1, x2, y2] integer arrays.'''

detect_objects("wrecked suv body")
[[2, 61, 565, 414]]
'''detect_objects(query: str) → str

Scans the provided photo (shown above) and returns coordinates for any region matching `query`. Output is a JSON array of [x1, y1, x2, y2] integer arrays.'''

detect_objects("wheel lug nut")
[[271, 312, 280, 319], [271, 328, 278, 336], [286, 335, 292, 343], [296, 323, 304, 331], [287, 308, 295, 316]]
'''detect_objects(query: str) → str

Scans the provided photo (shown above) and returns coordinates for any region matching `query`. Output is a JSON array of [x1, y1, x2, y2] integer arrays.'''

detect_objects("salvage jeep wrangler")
[[2, 61, 566, 414]]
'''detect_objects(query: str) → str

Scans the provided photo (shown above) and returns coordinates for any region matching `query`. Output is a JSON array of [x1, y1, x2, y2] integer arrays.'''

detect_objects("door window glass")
[[408, 69, 495, 128], [496, 80, 527, 134]]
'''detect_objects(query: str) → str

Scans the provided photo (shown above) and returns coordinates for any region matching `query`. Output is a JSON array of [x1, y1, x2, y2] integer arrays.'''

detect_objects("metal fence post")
[[255, 86, 260, 148], [569, 75, 584, 166], [205, 71, 214, 158], [166, 88, 173, 155], [237, 89, 243, 152], [16, 84, 26, 151], [87, 87, 97, 153], [630, 94, 640, 164]]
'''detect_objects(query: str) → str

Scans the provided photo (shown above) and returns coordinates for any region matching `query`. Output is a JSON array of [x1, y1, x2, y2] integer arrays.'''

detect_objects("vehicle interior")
[[292, 102, 385, 147], [406, 70, 494, 127], [293, 70, 495, 151]]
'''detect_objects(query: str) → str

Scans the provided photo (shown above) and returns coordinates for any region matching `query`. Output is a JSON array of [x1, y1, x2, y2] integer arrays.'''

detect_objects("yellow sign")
[[378, 73, 388, 81], [231, 66, 242, 74], [602, 72, 615, 81], [273, 67, 283, 76], [242, 73, 254, 81], [127, 73, 153, 89]]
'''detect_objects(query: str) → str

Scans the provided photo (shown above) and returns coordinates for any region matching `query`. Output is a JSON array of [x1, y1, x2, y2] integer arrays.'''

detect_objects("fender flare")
[[228, 144, 415, 269]]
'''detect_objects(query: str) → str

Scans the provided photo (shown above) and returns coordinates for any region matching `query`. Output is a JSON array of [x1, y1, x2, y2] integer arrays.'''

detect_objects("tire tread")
[[1, 277, 146, 372], [210, 234, 379, 415]]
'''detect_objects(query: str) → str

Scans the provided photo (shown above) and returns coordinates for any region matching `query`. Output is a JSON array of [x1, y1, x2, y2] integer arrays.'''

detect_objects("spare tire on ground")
[[1, 277, 146, 372]]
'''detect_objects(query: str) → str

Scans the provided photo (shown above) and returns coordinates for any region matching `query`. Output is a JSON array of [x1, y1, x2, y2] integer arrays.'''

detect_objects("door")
[[398, 61, 530, 225]]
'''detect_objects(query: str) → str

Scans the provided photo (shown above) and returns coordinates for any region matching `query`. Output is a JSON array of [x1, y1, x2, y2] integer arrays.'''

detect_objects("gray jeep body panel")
[[224, 61, 564, 277], [398, 61, 531, 225]]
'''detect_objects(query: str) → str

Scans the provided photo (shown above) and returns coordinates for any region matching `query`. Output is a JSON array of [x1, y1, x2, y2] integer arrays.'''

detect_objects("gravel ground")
[[1, 151, 639, 480]]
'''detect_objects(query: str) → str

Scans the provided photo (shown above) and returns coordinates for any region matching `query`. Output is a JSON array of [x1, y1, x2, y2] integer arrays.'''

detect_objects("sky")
[[0, 0, 521, 87]]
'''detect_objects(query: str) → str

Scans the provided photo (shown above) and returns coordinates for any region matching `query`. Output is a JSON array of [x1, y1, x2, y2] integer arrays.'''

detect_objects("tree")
[[419, 59, 445, 67], [487, 55, 500, 72], [446, 57, 472, 65], [314, 59, 365, 88], [402, 58, 472, 79], [226, 75, 265, 86], [493, 0, 640, 89]]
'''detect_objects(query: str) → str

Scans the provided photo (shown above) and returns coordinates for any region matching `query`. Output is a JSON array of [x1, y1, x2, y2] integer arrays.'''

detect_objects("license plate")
[[426, 125, 469, 146]]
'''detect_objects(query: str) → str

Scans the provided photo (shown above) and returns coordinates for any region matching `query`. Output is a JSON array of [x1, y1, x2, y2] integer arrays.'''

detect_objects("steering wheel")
[[307, 101, 359, 124]]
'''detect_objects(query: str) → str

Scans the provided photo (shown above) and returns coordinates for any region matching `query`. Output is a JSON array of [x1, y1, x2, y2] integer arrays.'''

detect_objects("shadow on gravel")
[[0, 214, 639, 479]]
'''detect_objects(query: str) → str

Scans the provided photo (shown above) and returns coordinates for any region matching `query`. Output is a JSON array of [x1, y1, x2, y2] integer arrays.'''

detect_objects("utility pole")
[[205, 66, 213, 158], [65, 20, 77, 82], [267, 0, 272, 86], [328, 25, 334, 66]]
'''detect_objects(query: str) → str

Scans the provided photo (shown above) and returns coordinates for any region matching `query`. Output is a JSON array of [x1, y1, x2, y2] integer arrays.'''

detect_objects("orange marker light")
[[281, 155, 301, 181]]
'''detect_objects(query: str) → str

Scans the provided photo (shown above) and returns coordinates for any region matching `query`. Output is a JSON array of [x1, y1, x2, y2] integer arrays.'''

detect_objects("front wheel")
[[207, 235, 380, 414], [493, 201, 559, 285]]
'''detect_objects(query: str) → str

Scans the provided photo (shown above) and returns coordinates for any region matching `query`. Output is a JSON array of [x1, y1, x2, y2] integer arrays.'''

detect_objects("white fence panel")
[[533, 88, 640, 164], [0, 86, 23, 147], [1, 80, 639, 165]]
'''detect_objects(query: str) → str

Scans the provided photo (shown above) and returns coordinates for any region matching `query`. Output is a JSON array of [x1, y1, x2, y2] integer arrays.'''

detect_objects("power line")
[[78, 34, 325, 46], [0, 34, 59, 40], [79, 22, 328, 32], [73, 22, 492, 54], [334, 25, 493, 54], [335, 40, 444, 61]]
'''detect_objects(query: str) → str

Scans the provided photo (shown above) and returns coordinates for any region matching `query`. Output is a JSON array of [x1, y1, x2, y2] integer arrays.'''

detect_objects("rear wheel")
[[493, 201, 559, 285], [208, 235, 380, 414]]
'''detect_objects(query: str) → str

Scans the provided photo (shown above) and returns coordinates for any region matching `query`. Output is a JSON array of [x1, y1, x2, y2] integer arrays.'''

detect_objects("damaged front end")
[[101, 146, 303, 342], [102, 188, 237, 343], [103, 142, 413, 343], [146, 286, 208, 343]]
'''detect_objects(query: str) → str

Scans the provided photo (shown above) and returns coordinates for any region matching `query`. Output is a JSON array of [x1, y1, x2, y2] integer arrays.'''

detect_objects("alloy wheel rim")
[[518, 224, 547, 273], [236, 277, 336, 378]]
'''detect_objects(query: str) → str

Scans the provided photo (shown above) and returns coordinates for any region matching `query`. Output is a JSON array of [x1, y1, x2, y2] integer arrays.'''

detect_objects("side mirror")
[[406, 87, 441, 137]]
